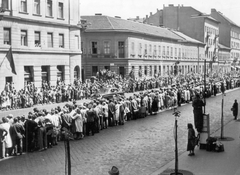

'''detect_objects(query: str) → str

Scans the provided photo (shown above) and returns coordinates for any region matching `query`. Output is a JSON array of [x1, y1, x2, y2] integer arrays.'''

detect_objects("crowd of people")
[[0, 69, 240, 159]]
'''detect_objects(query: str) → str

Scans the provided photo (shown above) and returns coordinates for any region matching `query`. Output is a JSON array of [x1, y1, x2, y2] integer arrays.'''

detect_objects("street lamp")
[[171, 108, 182, 175]]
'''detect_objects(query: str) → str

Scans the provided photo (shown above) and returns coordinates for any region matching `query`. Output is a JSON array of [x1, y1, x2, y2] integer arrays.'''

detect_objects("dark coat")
[[232, 102, 238, 117], [192, 97, 204, 132], [187, 128, 196, 151]]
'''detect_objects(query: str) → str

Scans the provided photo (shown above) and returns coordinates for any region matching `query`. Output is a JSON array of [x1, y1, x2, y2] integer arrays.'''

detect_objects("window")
[[144, 66, 147, 75], [75, 35, 79, 49], [144, 44, 147, 55], [92, 42, 97, 54], [178, 48, 181, 57], [167, 46, 169, 56], [150, 66, 152, 76], [57, 65, 65, 81], [58, 2, 63, 18], [138, 43, 142, 55], [2, 0, 9, 9], [163, 46, 165, 56], [81, 42, 83, 52], [154, 66, 157, 74], [59, 34, 64, 48], [149, 44, 152, 55], [175, 48, 177, 57], [158, 46, 161, 57], [131, 42, 135, 55], [21, 30, 27, 46], [92, 66, 98, 76], [118, 41, 125, 58], [34, 31, 41, 47], [170, 47, 173, 57], [104, 41, 110, 54], [47, 33, 53, 47], [47, 0, 52, 16], [153, 45, 157, 56], [34, 0, 40, 15], [4, 28, 11, 45], [21, 0, 27, 12]]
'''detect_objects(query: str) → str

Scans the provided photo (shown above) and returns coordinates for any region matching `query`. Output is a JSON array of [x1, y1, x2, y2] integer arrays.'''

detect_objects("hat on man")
[[7, 114, 13, 119], [108, 166, 119, 175]]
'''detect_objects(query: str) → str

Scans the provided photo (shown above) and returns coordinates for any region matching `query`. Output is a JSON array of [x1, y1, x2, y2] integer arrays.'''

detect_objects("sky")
[[80, 0, 240, 26]]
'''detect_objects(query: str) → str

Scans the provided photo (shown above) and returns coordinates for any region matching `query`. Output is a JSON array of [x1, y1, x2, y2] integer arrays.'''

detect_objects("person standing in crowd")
[[12, 117, 25, 156], [187, 123, 196, 156], [102, 101, 109, 128], [24, 112, 37, 152], [35, 112, 47, 152], [1, 117, 13, 157], [192, 94, 205, 133], [108, 100, 116, 126], [0, 122, 8, 159], [72, 108, 84, 140], [86, 104, 95, 136], [232, 99, 238, 120]]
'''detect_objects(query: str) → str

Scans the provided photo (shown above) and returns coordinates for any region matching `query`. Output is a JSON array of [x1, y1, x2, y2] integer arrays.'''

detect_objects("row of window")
[[206, 38, 218, 47], [92, 65, 202, 77], [88, 41, 201, 59], [3, 28, 80, 49], [231, 41, 240, 49], [231, 30, 240, 40], [231, 52, 240, 59], [205, 26, 219, 36], [2, 0, 64, 19]]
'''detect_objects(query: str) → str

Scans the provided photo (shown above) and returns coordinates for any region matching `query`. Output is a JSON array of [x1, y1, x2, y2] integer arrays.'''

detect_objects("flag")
[[6, 47, 17, 75]]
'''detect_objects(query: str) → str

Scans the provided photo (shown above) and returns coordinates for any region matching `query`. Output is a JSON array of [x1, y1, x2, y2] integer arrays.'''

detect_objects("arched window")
[[74, 66, 80, 79]]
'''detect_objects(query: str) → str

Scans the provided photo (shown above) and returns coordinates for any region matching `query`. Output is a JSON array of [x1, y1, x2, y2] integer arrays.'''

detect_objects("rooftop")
[[81, 15, 183, 41]]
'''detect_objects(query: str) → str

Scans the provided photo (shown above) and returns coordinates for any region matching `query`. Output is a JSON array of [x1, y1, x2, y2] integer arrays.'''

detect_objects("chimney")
[[95, 13, 102, 16], [169, 4, 174, 7], [146, 15, 148, 19], [211, 9, 216, 13], [115, 16, 121, 19], [150, 12, 152, 16], [136, 16, 139, 20]]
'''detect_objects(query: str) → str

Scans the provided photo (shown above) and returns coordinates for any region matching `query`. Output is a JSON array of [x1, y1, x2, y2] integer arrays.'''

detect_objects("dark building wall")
[[211, 9, 231, 47], [162, 6, 205, 42], [144, 10, 163, 26]]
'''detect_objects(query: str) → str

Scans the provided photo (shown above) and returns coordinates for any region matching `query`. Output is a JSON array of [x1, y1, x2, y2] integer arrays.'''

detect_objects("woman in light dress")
[[1, 117, 13, 157], [72, 108, 84, 140]]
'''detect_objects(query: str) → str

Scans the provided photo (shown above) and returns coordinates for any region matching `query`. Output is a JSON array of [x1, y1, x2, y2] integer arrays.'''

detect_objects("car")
[[100, 87, 124, 100]]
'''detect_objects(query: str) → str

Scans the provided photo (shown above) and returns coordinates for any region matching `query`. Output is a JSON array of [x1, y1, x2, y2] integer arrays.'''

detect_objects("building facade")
[[81, 15, 205, 80], [144, 5, 222, 72], [211, 8, 240, 70], [0, 0, 82, 90]]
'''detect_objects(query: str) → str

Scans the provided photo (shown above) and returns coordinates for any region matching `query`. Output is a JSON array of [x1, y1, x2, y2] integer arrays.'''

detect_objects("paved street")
[[0, 88, 239, 175]]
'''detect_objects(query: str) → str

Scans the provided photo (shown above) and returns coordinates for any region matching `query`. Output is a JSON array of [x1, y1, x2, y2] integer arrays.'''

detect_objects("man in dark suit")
[[24, 112, 37, 152]]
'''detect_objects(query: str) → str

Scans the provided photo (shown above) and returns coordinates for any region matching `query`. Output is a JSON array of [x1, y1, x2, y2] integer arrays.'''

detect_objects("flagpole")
[[0, 56, 6, 68]]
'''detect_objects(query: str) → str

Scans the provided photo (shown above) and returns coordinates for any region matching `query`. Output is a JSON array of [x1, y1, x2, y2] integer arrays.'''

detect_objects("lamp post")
[[170, 108, 182, 175], [203, 59, 206, 113]]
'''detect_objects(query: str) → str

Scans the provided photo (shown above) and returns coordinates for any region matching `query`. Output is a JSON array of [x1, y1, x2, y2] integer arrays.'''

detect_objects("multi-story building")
[[81, 15, 205, 80], [144, 5, 221, 72], [0, 0, 82, 90], [210, 9, 240, 70], [218, 44, 231, 73]]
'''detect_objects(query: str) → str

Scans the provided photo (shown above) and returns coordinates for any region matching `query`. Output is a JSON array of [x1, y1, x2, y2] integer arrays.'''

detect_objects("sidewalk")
[[151, 119, 240, 175]]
